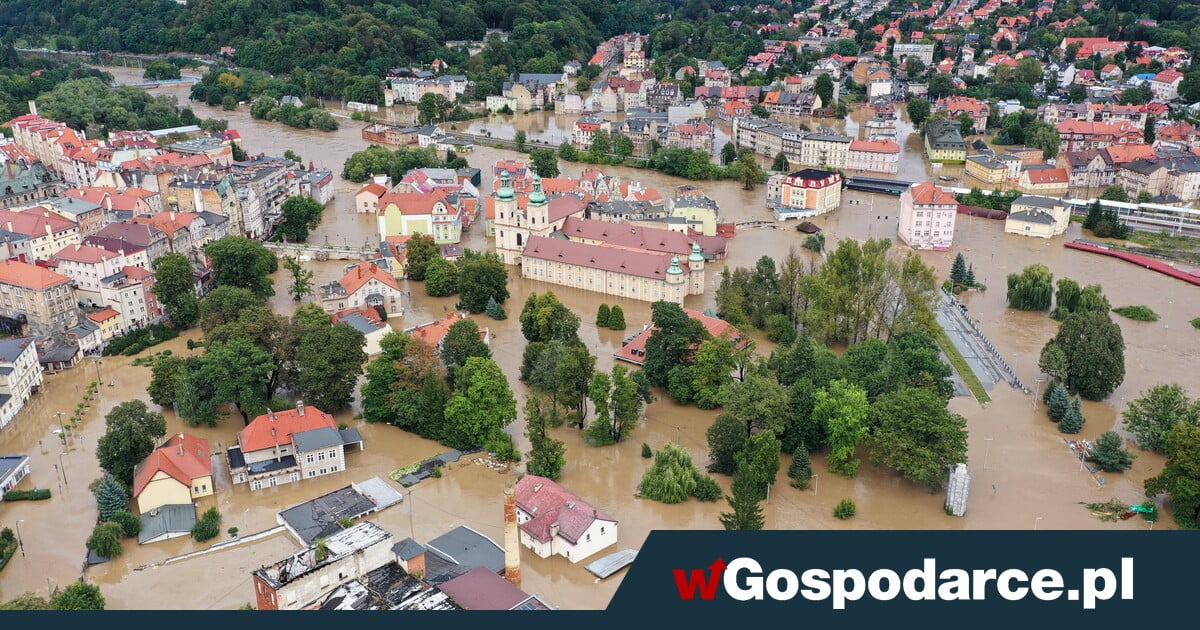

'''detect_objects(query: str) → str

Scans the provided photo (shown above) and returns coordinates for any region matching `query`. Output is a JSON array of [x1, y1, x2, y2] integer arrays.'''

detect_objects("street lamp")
[[15, 519, 24, 557], [54, 411, 65, 446], [811, 473, 819, 496], [58, 452, 68, 486]]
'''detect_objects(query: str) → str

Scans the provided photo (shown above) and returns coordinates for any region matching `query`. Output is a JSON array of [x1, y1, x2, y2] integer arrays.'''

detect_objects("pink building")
[[898, 181, 957, 251]]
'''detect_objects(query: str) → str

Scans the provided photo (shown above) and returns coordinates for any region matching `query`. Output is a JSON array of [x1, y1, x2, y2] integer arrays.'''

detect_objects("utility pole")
[[675, 426, 681, 444], [407, 490, 415, 538]]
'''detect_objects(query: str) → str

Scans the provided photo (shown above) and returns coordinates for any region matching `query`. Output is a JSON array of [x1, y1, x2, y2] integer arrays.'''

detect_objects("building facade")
[[898, 181, 958, 250], [0, 337, 43, 430]]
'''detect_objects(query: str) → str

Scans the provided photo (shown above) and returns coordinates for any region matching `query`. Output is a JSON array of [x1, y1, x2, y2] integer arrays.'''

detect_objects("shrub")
[[86, 521, 124, 558], [607, 305, 626, 330], [430, 465, 443, 478], [108, 510, 142, 537], [3, 488, 51, 501], [641, 442, 653, 458], [638, 444, 715, 504], [228, 527, 240, 537], [192, 507, 222, 542], [1112, 305, 1159, 322], [693, 473, 722, 502], [1191, 317, 1200, 330], [766, 314, 797, 344], [834, 497, 857, 520], [596, 304, 611, 328]]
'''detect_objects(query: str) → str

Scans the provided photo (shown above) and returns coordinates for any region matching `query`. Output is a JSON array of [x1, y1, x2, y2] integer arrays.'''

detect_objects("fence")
[[942, 288, 1029, 394]]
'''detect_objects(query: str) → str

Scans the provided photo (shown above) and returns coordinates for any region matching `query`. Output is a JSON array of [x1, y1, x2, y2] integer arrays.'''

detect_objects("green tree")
[[957, 112, 975, 137], [514, 130, 527, 152], [205, 236, 278, 297], [720, 373, 791, 436], [1060, 395, 1085, 434], [608, 305, 626, 330], [596, 304, 611, 328], [1042, 311, 1125, 401], [524, 397, 566, 479], [706, 412, 749, 475], [50, 582, 105, 610], [907, 98, 931, 126], [1046, 382, 1070, 421], [519, 292, 581, 343], [276, 195, 323, 242], [1122, 384, 1200, 452], [283, 150, 303, 163], [151, 252, 199, 328], [417, 92, 450, 124], [814, 379, 870, 476], [771, 151, 790, 172], [93, 475, 129, 521], [442, 357, 517, 450], [721, 142, 738, 166], [869, 388, 968, 490], [1088, 431, 1135, 473], [282, 256, 314, 302], [1, 594, 51, 610], [814, 73, 834, 109], [143, 60, 181, 80], [638, 443, 711, 504], [441, 318, 492, 375], [1039, 343, 1070, 383], [733, 431, 781, 501], [147, 354, 185, 407], [1006, 264, 1054, 311], [1100, 185, 1129, 203], [590, 130, 612, 157], [737, 149, 764, 191], [297, 323, 366, 411], [530, 149, 560, 178], [485, 297, 507, 320], [108, 510, 143, 538], [643, 301, 710, 388], [584, 365, 645, 445], [96, 400, 167, 487], [788, 443, 812, 489], [198, 286, 265, 334], [86, 521, 124, 558], [950, 253, 967, 286], [834, 497, 857, 519], [1027, 122, 1060, 160], [456, 250, 508, 312], [616, 135, 634, 158], [1144, 423, 1200, 528], [719, 472, 765, 530], [691, 335, 737, 408], [405, 234, 439, 281], [558, 141, 579, 162], [425, 257, 459, 297]]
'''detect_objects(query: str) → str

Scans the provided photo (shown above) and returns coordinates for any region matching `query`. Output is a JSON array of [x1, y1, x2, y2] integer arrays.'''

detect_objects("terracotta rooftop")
[[1022, 167, 1068, 184], [0, 207, 77, 236], [850, 139, 901, 153], [514, 475, 614, 545], [613, 308, 750, 365], [403, 312, 486, 348], [53, 243, 123, 265], [132, 433, 213, 497], [338, 262, 402, 296], [238, 404, 337, 453], [86, 307, 120, 323], [0, 259, 72, 289], [132, 211, 201, 239], [377, 188, 452, 216], [522, 235, 675, 280], [907, 181, 958, 206], [356, 183, 387, 198]]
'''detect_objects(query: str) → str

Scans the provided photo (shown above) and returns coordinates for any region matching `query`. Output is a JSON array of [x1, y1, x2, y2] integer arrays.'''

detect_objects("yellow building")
[[964, 155, 1008, 185], [775, 168, 843, 218], [669, 193, 720, 236], [86, 307, 121, 341], [133, 433, 214, 515], [925, 119, 967, 164], [1017, 167, 1070, 197], [376, 189, 465, 244]]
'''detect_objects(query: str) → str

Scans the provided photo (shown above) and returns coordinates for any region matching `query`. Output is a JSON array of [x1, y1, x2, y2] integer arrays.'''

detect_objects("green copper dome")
[[497, 170, 514, 201], [667, 255, 684, 275], [529, 172, 547, 206], [688, 242, 704, 263]]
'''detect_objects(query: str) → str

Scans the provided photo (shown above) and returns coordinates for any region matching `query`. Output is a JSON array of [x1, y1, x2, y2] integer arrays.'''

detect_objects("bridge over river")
[[262, 242, 379, 261]]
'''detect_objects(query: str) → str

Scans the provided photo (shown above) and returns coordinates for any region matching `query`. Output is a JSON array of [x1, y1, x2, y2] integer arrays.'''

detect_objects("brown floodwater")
[[0, 68, 1194, 609]]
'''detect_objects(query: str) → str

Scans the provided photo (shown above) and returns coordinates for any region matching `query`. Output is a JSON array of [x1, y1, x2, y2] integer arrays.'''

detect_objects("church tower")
[[666, 255, 686, 303], [526, 171, 549, 233], [687, 242, 705, 295], [495, 169, 521, 264]]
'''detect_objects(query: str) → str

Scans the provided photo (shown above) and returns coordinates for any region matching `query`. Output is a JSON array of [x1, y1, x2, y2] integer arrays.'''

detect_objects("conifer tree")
[[608, 305, 626, 330], [94, 475, 129, 521], [1059, 395, 1085, 434], [1047, 382, 1070, 422], [788, 443, 812, 489], [950, 253, 967, 286], [596, 303, 611, 328], [719, 473, 765, 530], [965, 264, 976, 287], [486, 296, 507, 320]]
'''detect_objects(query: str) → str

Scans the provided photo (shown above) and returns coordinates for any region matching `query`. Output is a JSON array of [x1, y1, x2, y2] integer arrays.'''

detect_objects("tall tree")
[[733, 431, 782, 501], [524, 397, 567, 480], [201, 338, 276, 423], [94, 475, 129, 520], [514, 130, 527, 152], [706, 412, 749, 475], [1144, 423, 1200, 528], [1046, 382, 1070, 421], [276, 195, 323, 242], [1088, 431, 1135, 473], [361, 332, 446, 437], [906, 98, 931, 126], [51, 582, 106, 610], [1041, 311, 1125, 401], [456, 250, 509, 312], [719, 472, 765, 530], [283, 256, 314, 302], [814, 379, 870, 476], [643, 301, 710, 388], [719, 373, 791, 436], [96, 400, 167, 487], [771, 151, 790, 172], [721, 141, 738, 166], [1059, 395, 1085, 434], [1006, 264, 1054, 311], [151, 252, 199, 328], [1122, 384, 1200, 452], [869, 387, 968, 490], [529, 149, 560, 178], [297, 322, 366, 411], [424, 257, 459, 297], [205, 236, 278, 297], [950, 253, 967, 286], [405, 234, 439, 281], [788, 443, 812, 489], [737, 149, 764, 190], [519, 292, 581, 343], [440, 318, 492, 375], [198, 286, 265, 334], [814, 73, 834, 108], [442, 357, 517, 451], [690, 334, 737, 408]]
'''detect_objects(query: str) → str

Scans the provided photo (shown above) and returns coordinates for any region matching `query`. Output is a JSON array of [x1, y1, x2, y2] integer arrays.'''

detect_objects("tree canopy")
[[96, 400, 167, 488], [205, 236, 278, 298]]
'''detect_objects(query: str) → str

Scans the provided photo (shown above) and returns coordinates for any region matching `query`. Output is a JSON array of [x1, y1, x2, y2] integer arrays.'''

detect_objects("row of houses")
[[731, 117, 901, 174]]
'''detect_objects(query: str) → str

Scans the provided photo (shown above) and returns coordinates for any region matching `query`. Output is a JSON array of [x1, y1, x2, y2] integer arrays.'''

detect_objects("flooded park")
[[0, 68, 1195, 609]]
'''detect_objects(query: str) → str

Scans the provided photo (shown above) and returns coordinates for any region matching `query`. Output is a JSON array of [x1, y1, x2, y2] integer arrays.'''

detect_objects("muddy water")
[[1, 68, 1194, 609]]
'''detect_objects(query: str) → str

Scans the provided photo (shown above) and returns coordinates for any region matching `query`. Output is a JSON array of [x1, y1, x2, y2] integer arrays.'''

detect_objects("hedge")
[[3, 488, 51, 501]]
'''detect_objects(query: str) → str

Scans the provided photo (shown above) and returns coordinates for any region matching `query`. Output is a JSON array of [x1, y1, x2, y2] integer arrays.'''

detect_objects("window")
[[601, 527, 605, 535], [587, 534, 591, 542], [320, 468, 328, 475], [331, 465, 338, 472], [328, 449, 336, 459], [268, 476, 278, 487], [308, 470, 317, 478], [251, 480, 262, 491], [306, 453, 314, 463]]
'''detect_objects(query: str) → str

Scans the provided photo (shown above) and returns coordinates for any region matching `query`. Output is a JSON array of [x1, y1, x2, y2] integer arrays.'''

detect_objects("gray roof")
[[138, 504, 198, 544], [424, 525, 505, 583], [1008, 210, 1056, 225], [339, 428, 364, 446], [246, 455, 297, 475], [45, 196, 102, 216], [338, 313, 385, 336], [278, 486, 380, 545], [227, 445, 246, 470], [0, 454, 28, 481], [0, 337, 35, 362], [1124, 159, 1167, 175], [1013, 195, 1060, 209], [292, 427, 346, 453], [392, 538, 427, 561], [37, 340, 79, 364], [198, 211, 228, 227], [0, 366, 11, 376]]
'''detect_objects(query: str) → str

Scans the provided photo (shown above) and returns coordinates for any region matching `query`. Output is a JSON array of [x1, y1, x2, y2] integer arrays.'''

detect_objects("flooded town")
[[2, 4, 1200, 612]]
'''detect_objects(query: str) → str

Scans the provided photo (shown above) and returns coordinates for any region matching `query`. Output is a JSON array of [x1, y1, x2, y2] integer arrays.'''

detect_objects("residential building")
[[1017, 167, 1070, 196], [355, 178, 390, 215], [99, 265, 161, 332], [669, 191, 721, 236], [847, 139, 901, 174], [253, 522, 395, 610], [332, 307, 389, 356], [0, 454, 31, 496], [36, 195, 105, 237], [228, 402, 365, 491], [1117, 159, 1172, 199], [319, 262, 405, 317], [0, 260, 77, 335], [0, 153, 60, 211], [403, 312, 491, 351], [1004, 195, 1069, 238], [965, 154, 1009, 185], [0, 207, 81, 261], [666, 119, 715, 153], [0, 337, 43, 430], [132, 433, 214, 516], [1151, 69, 1184, 102], [131, 211, 204, 256], [924, 119, 967, 163], [893, 43, 935, 65], [50, 244, 126, 305], [1056, 120, 1144, 152], [513, 475, 617, 564], [376, 189, 467, 244], [799, 128, 852, 169], [84, 222, 169, 270], [768, 168, 843, 219], [87, 307, 121, 342], [936, 97, 990, 134], [898, 181, 958, 250]]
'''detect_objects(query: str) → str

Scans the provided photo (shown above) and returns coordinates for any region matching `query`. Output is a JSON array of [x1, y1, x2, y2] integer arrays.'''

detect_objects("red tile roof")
[[53, 243, 122, 265], [238, 405, 337, 453], [132, 211, 201, 239], [377, 188, 452, 216], [614, 308, 750, 365], [850, 139, 900, 153], [514, 475, 614, 544], [356, 183, 387, 198], [132, 433, 213, 497], [0, 259, 72, 290], [86, 307, 120, 323], [522, 235, 675, 280], [1022, 168, 1068, 184], [403, 312, 485, 348], [0, 207, 77, 236], [339, 262, 402, 296], [908, 181, 957, 206]]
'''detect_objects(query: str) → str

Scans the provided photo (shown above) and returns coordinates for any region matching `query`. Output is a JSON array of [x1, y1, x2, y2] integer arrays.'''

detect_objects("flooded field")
[[0, 69, 1195, 609]]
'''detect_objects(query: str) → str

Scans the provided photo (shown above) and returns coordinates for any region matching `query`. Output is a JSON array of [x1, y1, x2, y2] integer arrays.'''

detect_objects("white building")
[[0, 337, 44, 430], [898, 181, 958, 250], [0, 454, 31, 497], [513, 474, 617, 564]]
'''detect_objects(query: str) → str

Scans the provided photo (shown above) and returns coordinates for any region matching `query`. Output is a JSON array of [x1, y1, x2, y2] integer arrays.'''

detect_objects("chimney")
[[503, 485, 521, 585], [296, 400, 305, 416]]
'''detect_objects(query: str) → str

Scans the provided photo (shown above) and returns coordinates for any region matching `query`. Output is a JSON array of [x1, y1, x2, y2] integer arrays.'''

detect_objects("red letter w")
[[672, 558, 726, 600]]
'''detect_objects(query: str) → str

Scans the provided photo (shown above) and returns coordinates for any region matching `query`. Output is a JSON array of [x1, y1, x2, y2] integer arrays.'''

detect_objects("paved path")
[[935, 291, 1030, 394]]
